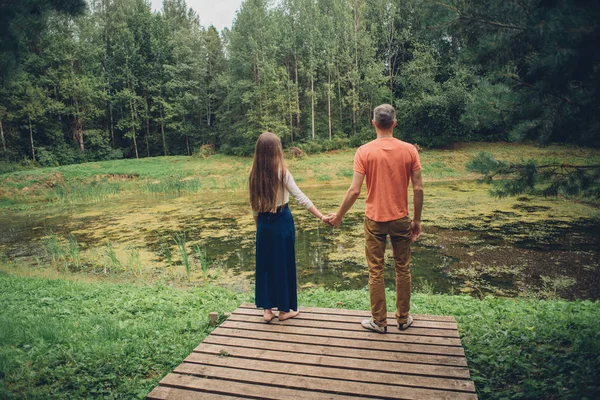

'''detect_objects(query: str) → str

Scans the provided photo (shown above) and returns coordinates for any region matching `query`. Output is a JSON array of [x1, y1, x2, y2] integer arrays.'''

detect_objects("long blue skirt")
[[255, 204, 298, 312]]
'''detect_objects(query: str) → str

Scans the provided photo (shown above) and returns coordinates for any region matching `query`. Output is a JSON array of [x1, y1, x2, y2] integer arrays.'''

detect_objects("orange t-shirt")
[[354, 138, 421, 222]]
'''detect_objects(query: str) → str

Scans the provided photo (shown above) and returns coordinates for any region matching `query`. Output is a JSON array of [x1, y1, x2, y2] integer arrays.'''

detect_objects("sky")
[[150, 0, 243, 32]]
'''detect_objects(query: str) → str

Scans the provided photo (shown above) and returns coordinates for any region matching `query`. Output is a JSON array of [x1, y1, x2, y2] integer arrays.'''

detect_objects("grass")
[[1, 143, 598, 208], [0, 273, 598, 399], [0, 273, 245, 399]]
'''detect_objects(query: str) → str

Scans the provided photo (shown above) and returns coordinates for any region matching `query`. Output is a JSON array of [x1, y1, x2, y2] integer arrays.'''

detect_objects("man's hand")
[[323, 213, 342, 228], [411, 220, 421, 242]]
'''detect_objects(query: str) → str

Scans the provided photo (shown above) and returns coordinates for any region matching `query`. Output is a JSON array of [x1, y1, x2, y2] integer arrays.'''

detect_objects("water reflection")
[[204, 218, 456, 292], [1, 198, 598, 299]]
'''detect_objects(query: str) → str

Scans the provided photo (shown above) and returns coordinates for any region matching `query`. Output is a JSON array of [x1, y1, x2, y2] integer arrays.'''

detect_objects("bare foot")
[[278, 310, 299, 321], [263, 309, 276, 322]]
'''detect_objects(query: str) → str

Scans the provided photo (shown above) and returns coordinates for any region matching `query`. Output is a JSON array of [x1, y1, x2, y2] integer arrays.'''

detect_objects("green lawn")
[[1, 142, 599, 208], [1, 273, 598, 399]]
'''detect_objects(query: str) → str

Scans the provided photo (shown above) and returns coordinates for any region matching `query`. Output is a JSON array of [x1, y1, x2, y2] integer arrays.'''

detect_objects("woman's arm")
[[306, 205, 324, 221], [286, 171, 325, 221]]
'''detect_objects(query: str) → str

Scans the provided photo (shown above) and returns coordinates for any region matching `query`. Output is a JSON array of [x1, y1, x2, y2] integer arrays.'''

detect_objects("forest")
[[0, 0, 599, 167]]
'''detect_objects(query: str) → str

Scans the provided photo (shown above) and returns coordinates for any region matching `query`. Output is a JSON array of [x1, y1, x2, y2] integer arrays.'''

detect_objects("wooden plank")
[[174, 362, 478, 400], [158, 373, 359, 400], [147, 385, 244, 399], [185, 349, 475, 392], [212, 327, 465, 356], [202, 335, 468, 367], [233, 307, 458, 332], [239, 302, 456, 323], [228, 312, 460, 338], [193, 342, 471, 379], [219, 320, 463, 347], [236, 307, 457, 330]]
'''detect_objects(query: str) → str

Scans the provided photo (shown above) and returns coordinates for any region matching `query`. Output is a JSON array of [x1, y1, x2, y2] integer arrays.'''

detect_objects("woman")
[[249, 131, 326, 322]]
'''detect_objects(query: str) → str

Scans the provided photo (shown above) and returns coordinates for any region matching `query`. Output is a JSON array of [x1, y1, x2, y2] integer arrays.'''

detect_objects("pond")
[[0, 181, 598, 300]]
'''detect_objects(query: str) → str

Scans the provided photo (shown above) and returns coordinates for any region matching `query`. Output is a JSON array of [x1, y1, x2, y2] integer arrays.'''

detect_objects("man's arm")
[[326, 172, 365, 228], [411, 169, 423, 242]]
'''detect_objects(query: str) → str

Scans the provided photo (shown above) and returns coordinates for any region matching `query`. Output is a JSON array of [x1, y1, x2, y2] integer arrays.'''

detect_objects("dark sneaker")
[[361, 317, 387, 333], [398, 315, 413, 331]]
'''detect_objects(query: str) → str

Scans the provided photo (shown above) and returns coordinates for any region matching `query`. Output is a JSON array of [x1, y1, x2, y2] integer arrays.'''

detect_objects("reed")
[[103, 240, 122, 274], [126, 248, 142, 277], [174, 233, 191, 281], [193, 245, 209, 280], [43, 232, 63, 266], [67, 234, 81, 271]]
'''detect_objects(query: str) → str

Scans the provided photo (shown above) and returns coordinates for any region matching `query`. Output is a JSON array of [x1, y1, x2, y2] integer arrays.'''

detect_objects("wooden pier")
[[147, 302, 477, 399]]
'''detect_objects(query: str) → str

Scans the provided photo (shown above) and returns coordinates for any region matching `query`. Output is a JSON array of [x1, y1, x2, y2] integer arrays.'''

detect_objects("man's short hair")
[[373, 104, 396, 129]]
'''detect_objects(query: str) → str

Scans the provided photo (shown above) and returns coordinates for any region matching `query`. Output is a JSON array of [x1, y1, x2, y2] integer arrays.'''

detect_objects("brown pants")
[[364, 216, 412, 326]]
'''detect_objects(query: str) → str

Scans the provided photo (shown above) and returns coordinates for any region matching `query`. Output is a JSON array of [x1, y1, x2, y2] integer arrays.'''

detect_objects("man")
[[324, 104, 423, 333]]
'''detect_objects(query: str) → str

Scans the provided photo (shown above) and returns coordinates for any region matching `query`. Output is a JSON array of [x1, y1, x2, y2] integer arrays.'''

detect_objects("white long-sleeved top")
[[252, 170, 313, 215]]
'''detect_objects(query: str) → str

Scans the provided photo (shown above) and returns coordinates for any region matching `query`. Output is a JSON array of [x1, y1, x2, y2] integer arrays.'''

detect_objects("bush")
[[0, 161, 29, 175], [287, 146, 306, 159], [294, 141, 323, 155], [231, 145, 255, 157], [193, 144, 216, 159], [89, 145, 123, 162], [322, 137, 351, 151]]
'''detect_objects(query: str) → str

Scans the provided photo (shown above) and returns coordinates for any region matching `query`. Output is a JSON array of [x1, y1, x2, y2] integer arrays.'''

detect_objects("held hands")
[[322, 213, 342, 228]]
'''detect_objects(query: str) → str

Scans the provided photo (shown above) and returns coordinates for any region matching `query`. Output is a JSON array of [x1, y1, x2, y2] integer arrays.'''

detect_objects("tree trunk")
[[289, 106, 294, 143], [183, 114, 190, 156], [0, 118, 6, 151], [159, 106, 167, 156], [311, 73, 315, 141], [353, 5, 359, 136], [144, 93, 150, 157], [389, 54, 393, 99], [129, 98, 139, 159], [73, 97, 85, 152], [328, 64, 332, 140], [294, 53, 300, 127], [109, 99, 115, 147], [28, 117, 35, 161], [207, 81, 212, 127], [352, 93, 358, 135], [286, 64, 293, 143], [337, 64, 343, 127]]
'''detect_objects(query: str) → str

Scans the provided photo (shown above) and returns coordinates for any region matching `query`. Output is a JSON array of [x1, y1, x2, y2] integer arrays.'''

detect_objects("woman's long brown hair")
[[249, 132, 287, 213]]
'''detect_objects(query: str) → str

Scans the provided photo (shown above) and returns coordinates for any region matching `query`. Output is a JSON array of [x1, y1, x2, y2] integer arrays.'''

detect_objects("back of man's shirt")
[[354, 138, 421, 222]]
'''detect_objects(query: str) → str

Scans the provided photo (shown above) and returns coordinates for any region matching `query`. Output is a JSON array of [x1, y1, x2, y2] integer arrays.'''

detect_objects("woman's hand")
[[323, 213, 341, 228]]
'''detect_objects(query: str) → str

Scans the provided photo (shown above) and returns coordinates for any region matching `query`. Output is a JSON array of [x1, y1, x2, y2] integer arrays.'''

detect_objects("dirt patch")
[[20, 172, 65, 194], [99, 174, 139, 182]]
